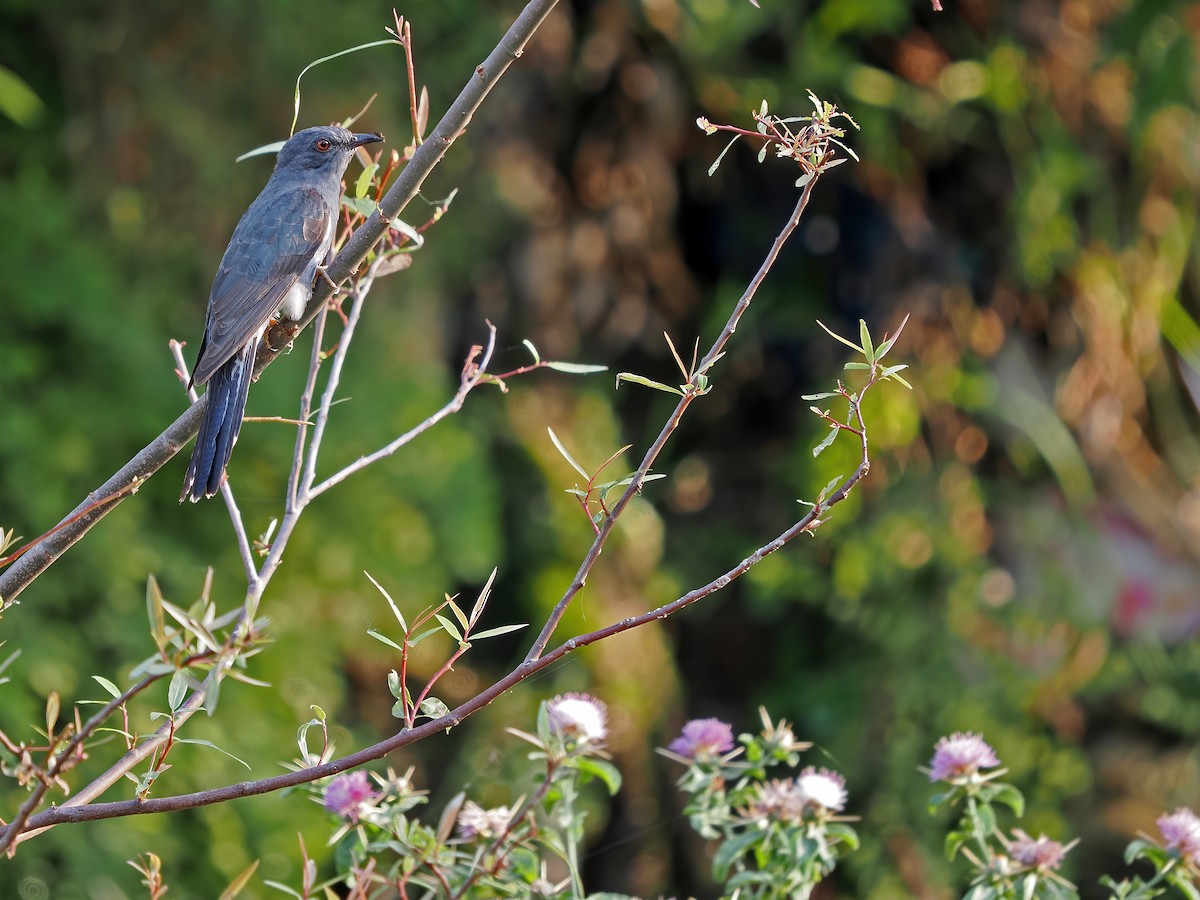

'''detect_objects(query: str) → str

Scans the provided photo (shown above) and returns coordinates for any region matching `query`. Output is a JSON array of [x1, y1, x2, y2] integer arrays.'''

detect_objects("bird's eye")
[[314, 139, 332, 152]]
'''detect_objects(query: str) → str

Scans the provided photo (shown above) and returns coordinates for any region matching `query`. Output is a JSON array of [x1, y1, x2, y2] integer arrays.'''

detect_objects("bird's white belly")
[[278, 281, 311, 321]]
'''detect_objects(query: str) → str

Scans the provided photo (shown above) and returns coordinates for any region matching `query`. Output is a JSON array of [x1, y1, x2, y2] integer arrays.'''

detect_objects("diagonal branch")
[[525, 178, 818, 663], [0, 0, 562, 609]]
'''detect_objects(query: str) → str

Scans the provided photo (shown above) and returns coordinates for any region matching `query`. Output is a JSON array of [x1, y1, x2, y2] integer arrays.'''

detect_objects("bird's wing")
[[191, 185, 334, 386]]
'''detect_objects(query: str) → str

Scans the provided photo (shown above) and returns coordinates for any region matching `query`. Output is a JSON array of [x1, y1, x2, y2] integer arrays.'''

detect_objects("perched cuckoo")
[[181, 125, 383, 502]]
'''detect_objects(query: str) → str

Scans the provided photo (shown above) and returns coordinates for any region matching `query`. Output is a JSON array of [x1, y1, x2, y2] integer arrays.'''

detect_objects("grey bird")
[[181, 125, 384, 502]]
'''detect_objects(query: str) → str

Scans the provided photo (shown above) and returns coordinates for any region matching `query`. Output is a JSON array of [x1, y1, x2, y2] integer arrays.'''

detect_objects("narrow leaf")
[[859, 319, 875, 364], [816, 319, 864, 353], [547, 427, 590, 481], [545, 361, 608, 374], [522, 339, 540, 364], [812, 426, 839, 457], [367, 628, 404, 652], [615, 372, 684, 395], [218, 860, 261, 900], [447, 598, 470, 633], [93, 675, 121, 698], [472, 623, 528, 640], [708, 135, 740, 177], [469, 567, 499, 625], [365, 571, 407, 631], [45, 691, 60, 735], [174, 737, 251, 769], [167, 670, 188, 713], [434, 614, 463, 643], [353, 163, 379, 200]]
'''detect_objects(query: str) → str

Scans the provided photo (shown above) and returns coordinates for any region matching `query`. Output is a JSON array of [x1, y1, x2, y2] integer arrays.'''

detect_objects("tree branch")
[[0, 0, 562, 609]]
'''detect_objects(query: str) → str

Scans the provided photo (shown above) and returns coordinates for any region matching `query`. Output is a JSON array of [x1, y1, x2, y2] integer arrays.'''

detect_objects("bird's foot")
[[314, 265, 340, 292]]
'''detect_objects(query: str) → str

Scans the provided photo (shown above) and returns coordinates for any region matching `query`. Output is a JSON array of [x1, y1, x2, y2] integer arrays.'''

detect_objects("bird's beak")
[[350, 132, 385, 147]]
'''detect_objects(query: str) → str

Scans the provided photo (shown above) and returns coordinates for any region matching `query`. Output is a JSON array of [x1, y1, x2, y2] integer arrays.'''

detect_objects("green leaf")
[[387, 669, 403, 699], [819, 473, 844, 498], [410, 625, 443, 646], [546, 361, 608, 374], [434, 614, 463, 643], [93, 675, 121, 698], [340, 196, 377, 218], [812, 425, 839, 457], [859, 319, 875, 364], [362, 573, 405, 628], [472, 623, 528, 640], [708, 135, 740, 177], [174, 738, 251, 769], [218, 860, 260, 900], [367, 628, 404, 652], [290, 39, 400, 136], [615, 372, 685, 395], [816, 319, 864, 353], [944, 829, 970, 860], [0, 64, 45, 127], [419, 697, 450, 720], [823, 822, 860, 850], [800, 391, 840, 401], [990, 782, 1025, 817], [548, 427, 590, 481], [167, 670, 188, 713], [234, 140, 286, 163], [1123, 838, 1158, 865], [712, 829, 763, 880], [523, 339, 541, 363], [354, 163, 379, 200], [447, 598, 470, 633], [574, 757, 622, 795], [260, 880, 304, 899], [843, 361, 872, 370]]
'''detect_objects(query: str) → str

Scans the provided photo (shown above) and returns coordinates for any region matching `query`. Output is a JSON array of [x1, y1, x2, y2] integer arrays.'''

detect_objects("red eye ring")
[[314, 139, 332, 152]]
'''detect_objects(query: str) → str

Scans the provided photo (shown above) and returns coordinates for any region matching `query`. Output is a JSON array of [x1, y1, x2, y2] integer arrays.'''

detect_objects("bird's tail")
[[180, 341, 255, 502]]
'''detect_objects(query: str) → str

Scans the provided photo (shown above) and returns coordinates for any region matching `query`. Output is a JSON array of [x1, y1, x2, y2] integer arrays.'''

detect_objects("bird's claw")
[[314, 265, 340, 292]]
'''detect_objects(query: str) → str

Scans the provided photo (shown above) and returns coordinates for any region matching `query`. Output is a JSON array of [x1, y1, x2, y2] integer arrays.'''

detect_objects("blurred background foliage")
[[1, 0, 1199, 896]]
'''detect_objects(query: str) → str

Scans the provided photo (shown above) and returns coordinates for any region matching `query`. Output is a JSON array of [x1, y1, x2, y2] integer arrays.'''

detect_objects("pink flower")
[[668, 718, 734, 760], [323, 771, 377, 822], [456, 800, 513, 840], [1009, 829, 1070, 871], [545, 693, 607, 744], [796, 766, 847, 813], [928, 732, 1000, 782], [1158, 808, 1200, 862], [748, 778, 806, 823]]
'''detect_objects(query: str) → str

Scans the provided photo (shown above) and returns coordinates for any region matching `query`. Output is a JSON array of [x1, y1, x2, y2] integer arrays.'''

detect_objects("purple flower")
[[323, 771, 377, 822], [928, 732, 1000, 782], [545, 693, 607, 744], [668, 718, 734, 760], [796, 766, 848, 813], [1158, 808, 1200, 862], [1009, 829, 1070, 871]]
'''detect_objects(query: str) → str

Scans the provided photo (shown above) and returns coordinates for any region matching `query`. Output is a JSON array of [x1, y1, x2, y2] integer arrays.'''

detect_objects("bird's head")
[[276, 126, 384, 174]]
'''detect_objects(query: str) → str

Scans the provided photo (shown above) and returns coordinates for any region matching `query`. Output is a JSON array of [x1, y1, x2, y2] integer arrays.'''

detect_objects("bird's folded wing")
[[191, 186, 333, 386]]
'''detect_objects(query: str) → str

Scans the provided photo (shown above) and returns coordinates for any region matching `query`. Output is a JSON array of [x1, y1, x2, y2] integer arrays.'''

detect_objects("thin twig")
[[525, 178, 818, 663], [309, 326, 498, 498]]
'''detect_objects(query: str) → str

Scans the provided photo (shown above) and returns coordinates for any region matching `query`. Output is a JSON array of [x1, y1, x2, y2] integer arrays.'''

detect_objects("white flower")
[[545, 693, 607, 744], [796, 766, 847, 813]]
